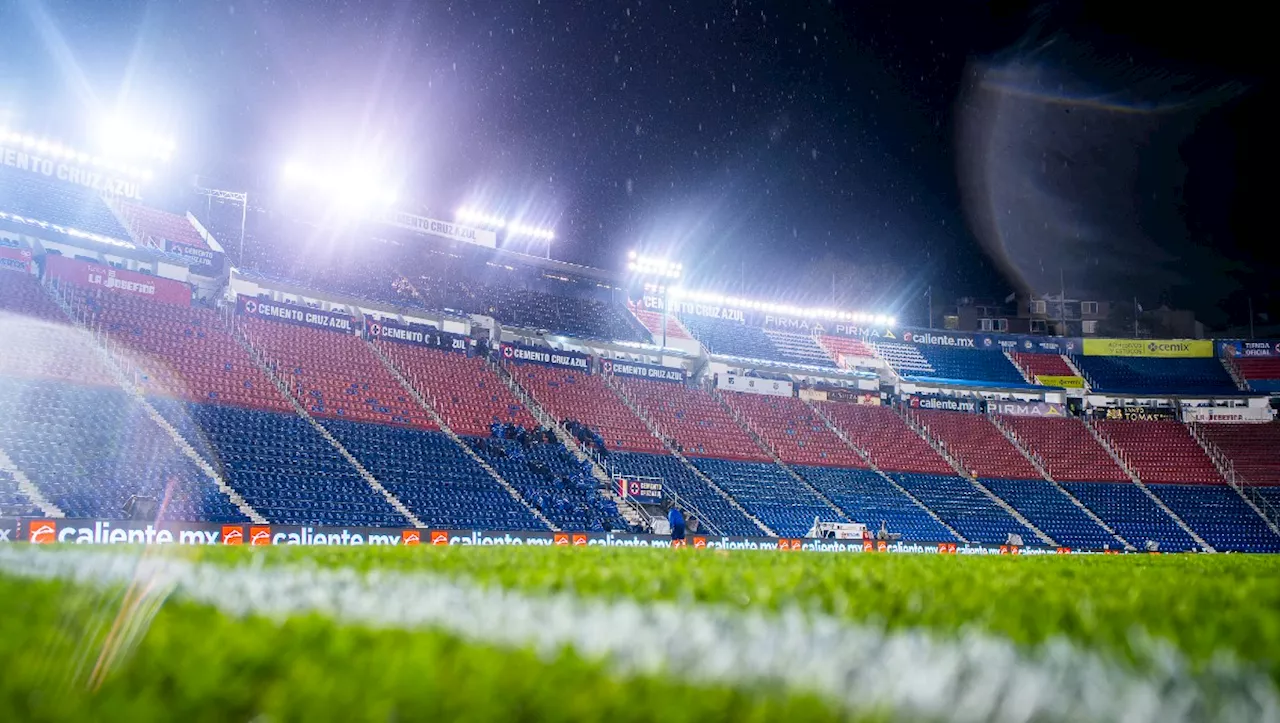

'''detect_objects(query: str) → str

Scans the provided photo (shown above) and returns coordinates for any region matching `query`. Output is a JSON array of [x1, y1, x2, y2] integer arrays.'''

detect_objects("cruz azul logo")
[[244, 300, 258, 314], [28, 519, 57, 544], [249, 526, 272, 546], [367, 323, 382, 336], [221, 525, 244, 545]]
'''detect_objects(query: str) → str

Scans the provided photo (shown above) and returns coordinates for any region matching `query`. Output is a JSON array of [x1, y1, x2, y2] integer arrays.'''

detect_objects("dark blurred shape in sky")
[[0, 0, 1269, 327]]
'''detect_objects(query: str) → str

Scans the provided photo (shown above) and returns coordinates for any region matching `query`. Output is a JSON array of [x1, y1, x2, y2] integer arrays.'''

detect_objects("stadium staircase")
[[1083, 419, 1211, 551], [897, 407, 1055, 546], [0, 446, 62, 517], [365, 339, 555, 531], [228, 316, 424, 528], [43, 283, 266, 523], [804, 400, 966, 542], [1004, 351, 1034, 384], [1185, 422, 1280, 537], [1219, 356, 1251, 391], [602, 374, 774, 536], [711, 387, 854, 525], [487, 356, 649, 531], [986, 415, 1131, 549]]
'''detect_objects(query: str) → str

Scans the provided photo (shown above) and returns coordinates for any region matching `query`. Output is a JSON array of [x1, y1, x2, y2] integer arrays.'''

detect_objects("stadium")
[[2, 4, 1279, 720]]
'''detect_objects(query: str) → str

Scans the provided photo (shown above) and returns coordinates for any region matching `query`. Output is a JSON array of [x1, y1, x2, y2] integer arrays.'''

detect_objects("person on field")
[[667, 504, 686, 541]]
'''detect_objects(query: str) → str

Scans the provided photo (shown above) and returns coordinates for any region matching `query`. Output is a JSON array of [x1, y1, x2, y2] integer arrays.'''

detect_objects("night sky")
[[0, 0, 1271, 329]]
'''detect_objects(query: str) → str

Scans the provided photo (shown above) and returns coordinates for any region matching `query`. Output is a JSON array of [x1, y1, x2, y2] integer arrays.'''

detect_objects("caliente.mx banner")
[[906, 393, 984, 414], [44, 255, 191, 306], [236, 295, 356, 334], [500, 343, 591, 372], [602, 358, 685, 383], [368, 319, 468, 353]]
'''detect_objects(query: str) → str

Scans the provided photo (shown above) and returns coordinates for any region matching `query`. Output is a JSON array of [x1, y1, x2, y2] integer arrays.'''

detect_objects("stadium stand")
[[0, 275, 119, 387], [379, 341, 535, 437], [1071, 355, 1238, 395], [1147, 484, 1280, 552], [816, 403, 955, 475], [908, 409, 1041, 479], [890, 473, 1033, 544], [797, 466, 958, 541], [1060, 482, 1198, 551], [112, 202, 210, 249], [1193, 421, 1280, 484], [1094, 420, 1223, 484], [678, 315, 779, 361], [508, 363, 664, 453], [0, 469, 41, 517], [869, 341, 933, 376], [908, 345, 1028, 386], [1233, 357, 1280, 392], [760, 329, 838, 367], [980, 478, 1118, 549], [691, 457, 836, 537], [721, 393, 864, 467], [628, 303, 692, 341], [185, 403, 405, 526], [1011, 352, 1076, 382], [242, 318, 433, 427], [0, 379, 246, 522], [83, 294, 293, 412], [0, 167, 130, 240], [607, 452, 761, 536], [998, 416, 1130, 482], [816, 335, 878, 365], [321, 419, 540, 530], [473, 437, 623, 532], [615, 377, 769, 461]]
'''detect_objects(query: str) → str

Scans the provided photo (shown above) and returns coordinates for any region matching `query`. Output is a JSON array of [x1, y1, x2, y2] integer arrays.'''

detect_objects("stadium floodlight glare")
[[280, 159, 399, 212], [95, 115, 176, 163], [0, 128, 155, 180], [507, 221, 556, 241], [456, 206, 507, 229], [626, 252, 682, 279], [654, 286, 894, 324]]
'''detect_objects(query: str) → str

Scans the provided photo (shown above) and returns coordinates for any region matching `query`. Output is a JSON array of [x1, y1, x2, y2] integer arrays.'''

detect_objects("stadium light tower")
[[279, 158, 399, 215], [627, 251, 684, 349]]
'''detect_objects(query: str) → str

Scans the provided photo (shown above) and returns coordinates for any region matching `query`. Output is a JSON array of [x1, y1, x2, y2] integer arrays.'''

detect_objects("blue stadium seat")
[[797, 466, 958, 541], [890, 473, 1032, 544], [0, 469, 42, 517], [608, 452, 761, 536], [981, 478, 1118, 549], [0, 167, 131, 240], [1072, 356, 1237, 395], [1147, 484, 1280, 552], [1061, 482, 1198, 551], [679, 316, 783, 362], [471, 437, 623, 532], [0, 379, 245, 522], [692, 457, 834, 537], [183, 403, 405, 527]]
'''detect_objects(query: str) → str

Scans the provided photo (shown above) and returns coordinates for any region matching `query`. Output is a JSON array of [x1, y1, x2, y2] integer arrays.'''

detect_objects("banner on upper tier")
[[1034, 374, 1086, 389], [616, 478, 663, 504], [906, 393, 984, 414], [643, 295, 747, 324], [601, 358, 685, 383], [717, 374, 793, 397], [1082, 338, 1213, 358], [236, 295, 355, 333], [44, 255, 191, 306], [500, 343, 591, 372], [8, 518, 1120, 554], [1182, 407, 1274, 423], [368, 319, 468, 353], [815, 386, 881, 405], [0, 143, 145, 201], [1219, 340, 1280, 358], [989, 401, 1068, 417], [370, 210, 497, 249], [0, 245, 32, 273], [1093, 406, 1178, 422], [163, 240, 222, 274]]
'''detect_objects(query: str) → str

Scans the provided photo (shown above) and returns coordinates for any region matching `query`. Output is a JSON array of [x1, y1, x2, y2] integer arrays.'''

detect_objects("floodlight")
[[629, 250, 638, 260], [887, 316, 897, 327]]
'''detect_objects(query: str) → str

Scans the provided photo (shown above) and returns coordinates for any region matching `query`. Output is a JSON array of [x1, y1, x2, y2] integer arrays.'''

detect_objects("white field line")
[[0, 547, 1276, 723]]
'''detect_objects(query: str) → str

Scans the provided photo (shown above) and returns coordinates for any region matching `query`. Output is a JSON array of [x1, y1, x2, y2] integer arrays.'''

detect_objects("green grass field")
[[2, 545, 1278, 722]]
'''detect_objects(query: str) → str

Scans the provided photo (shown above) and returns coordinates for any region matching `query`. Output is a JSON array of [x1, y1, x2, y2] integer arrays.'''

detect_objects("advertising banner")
[[1219, 340, 1280, 359], [44, 255, 191, 306], [717, 375, 793, 397], [1082, 338, 1213, 358], [616, 477, 664, 504], [0, 245, 32, 273], [906, 393, 984, 414], [371, 210, 497, 249], [368, 319, 468, 353], [1, 143, 145, 201], [819, 386, 881, 405], [500, 343, 591, 373], [8, 518, 1117, 554], [1182, 407, 1274, 423], [163, 240, 222, 274], [0, 517, 13, 543], [798, 389, 828, 402], [236, 295, 356, 334], [989, 401, 1068, 417], [602, 358, 685, 383], [1093, 406, 1178, 422], [1035, 375, 1086, 389]]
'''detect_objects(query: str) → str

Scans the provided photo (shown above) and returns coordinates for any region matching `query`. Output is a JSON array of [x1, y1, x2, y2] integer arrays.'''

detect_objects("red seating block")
[[1096, 420, 1224, 484], [1012, 352, 1075, 380], [909, 409, 1041, 479], [381, 342, 535, 437], [0, 272, 117, 386], [999, 416, 1128, 482], [618, 378, 769, 461], [512, 364, 663, 453], [1194, 421, 1280, 485], [720, 392, 864, 467], [818, 403, 954, 474]]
